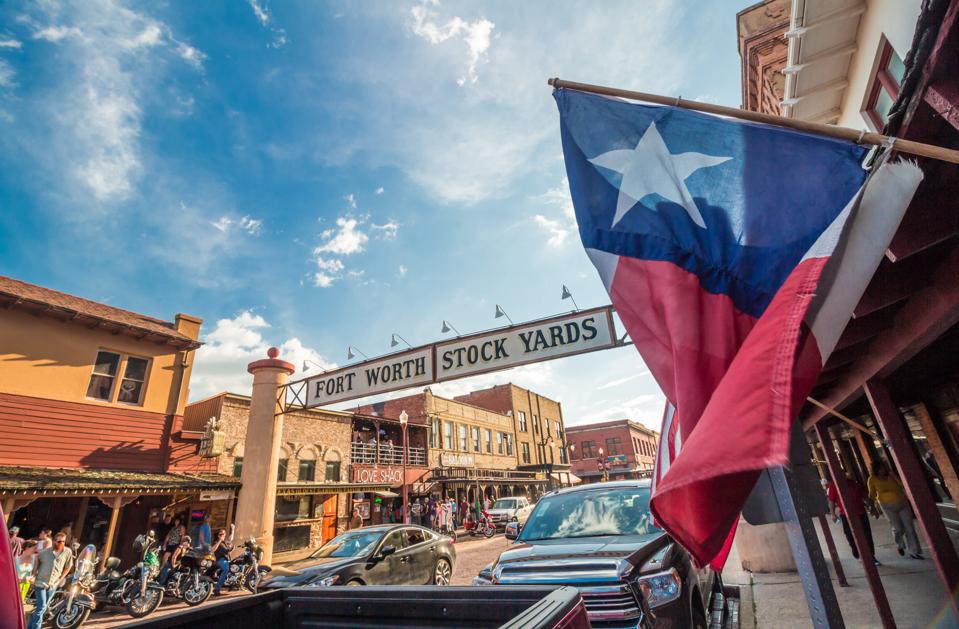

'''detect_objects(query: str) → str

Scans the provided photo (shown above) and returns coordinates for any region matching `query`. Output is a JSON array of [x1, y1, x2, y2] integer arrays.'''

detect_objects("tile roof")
[[0, 466, 239, 494], [0, 275, 199, 348]]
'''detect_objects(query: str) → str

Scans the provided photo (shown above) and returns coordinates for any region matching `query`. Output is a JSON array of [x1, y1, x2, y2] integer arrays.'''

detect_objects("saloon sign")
[[297, 306, 617, 408], [353, 467, 405, 485]]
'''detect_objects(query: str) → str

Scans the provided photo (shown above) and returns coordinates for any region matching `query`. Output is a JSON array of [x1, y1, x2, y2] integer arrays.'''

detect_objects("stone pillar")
[[233, 347, 295, 566]]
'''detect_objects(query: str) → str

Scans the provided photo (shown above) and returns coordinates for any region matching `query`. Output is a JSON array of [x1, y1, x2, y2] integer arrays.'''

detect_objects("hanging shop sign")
[[293, 306, 617, 409], [352, 466, 405, 485], [440, 453, 475, 467]]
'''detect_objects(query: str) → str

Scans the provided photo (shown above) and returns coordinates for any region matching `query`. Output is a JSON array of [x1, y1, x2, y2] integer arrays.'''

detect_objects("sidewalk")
[[725, 515, 959, 628]]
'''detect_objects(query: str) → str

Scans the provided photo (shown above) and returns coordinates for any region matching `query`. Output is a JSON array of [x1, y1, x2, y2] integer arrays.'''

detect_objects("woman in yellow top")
[[868, 461, 923, 559]]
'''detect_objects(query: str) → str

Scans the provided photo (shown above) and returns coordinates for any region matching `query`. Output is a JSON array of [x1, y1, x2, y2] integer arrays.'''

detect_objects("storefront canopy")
[[373, 490, 400, 498], [552, 472, 583, 485], [0, 466, 240, 497], [276, 481, 393, 497]]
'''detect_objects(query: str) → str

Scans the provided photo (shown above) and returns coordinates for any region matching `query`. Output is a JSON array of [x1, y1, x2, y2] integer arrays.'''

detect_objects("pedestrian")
[[16, 540, 38, 602], [163, 521, 184, 567], [155, 512, 174, 544], [826, 474, 878, 564], [349, 508, 363, 530], [427, 497, 437, 530], [211, 529, 234, 596], [9, 525, 24, 558], [159, 536, 191, 585], [459, 498, 469, 527], [27, 532, 74, 629], [411, 498, 422, 526], [868, 460, 923, 559], [35, 528, 52, 552], [193, 514, 212, 552]]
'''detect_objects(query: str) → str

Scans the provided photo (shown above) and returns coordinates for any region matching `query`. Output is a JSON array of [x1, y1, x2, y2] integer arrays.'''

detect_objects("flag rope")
[[548, 78, 959, 165]]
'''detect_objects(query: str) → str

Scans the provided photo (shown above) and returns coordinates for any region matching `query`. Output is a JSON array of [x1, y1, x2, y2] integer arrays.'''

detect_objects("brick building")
[[357, 387, 546, 505], [737, 0, 790, 115], [454, 383, 574, 488], [184, 392, 390, 557], [566, 420, 659, 484], [0, 275, 236, 564]]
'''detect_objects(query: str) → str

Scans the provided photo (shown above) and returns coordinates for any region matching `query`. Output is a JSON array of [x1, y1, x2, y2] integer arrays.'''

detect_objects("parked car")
[[263, 524, 456, 588], [487, 496, 534, 528], [474, 480, 724, 629]]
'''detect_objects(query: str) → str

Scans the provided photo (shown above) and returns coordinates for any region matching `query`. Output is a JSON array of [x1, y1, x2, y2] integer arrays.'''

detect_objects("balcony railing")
[[351, 443, 427, 467]]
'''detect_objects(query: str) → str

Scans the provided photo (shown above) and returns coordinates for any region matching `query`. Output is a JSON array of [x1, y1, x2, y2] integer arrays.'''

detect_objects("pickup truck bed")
[[124, 586, 590, 629]]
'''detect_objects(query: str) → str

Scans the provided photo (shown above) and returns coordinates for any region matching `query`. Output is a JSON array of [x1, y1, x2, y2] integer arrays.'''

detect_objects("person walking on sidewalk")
[[868, 460, 924, 559], [827, 474, 878, 564], [27, 532, 74, 629]]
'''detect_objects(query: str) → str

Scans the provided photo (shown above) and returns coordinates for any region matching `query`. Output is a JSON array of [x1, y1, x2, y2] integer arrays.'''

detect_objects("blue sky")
[[0, 0, 745, 429]]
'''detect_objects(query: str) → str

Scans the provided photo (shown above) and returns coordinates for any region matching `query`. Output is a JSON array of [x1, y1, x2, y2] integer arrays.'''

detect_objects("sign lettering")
[[304, 348, 433, 407]]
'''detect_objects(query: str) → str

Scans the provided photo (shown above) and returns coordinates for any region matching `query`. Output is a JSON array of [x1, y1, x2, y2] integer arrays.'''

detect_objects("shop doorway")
[[321, 495, 337, 544]]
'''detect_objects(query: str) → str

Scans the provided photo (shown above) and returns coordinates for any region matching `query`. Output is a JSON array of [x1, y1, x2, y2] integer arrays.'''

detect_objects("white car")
[[487, 497, 533, 528]]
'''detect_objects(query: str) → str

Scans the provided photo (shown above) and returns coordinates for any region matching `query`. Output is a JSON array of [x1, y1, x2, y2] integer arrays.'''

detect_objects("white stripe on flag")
[[805, 160, 923, 363]]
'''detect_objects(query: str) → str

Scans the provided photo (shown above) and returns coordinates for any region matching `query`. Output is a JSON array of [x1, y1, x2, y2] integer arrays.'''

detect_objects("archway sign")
[[280, 305, 622, 412]]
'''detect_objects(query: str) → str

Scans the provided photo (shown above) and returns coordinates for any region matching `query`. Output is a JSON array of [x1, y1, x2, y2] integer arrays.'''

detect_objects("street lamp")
[[399, 410, 409, 525], [597, 447, 609, 482]]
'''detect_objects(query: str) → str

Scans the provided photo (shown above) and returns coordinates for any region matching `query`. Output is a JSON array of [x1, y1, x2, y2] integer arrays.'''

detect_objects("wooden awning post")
[[816, 424, 895, 628], [864, 379, 959, 618], [817, 514, 850, 588], [101, 496, 123, 565]]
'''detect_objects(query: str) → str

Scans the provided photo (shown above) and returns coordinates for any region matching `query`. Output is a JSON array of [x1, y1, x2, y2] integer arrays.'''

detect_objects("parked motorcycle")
[[50, 544, 97, 629], [164, 550, 214, 606], [121, 532, 164, 617], [205, 537, 271, 594], [464, 513, 496, 538]]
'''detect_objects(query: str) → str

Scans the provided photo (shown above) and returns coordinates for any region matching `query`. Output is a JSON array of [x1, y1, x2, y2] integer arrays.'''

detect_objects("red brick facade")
[[566, 419, 659, 483]]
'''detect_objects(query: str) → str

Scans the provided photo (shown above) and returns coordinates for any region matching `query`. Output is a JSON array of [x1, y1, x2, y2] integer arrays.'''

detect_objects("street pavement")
[[67, 533, 508, 627]]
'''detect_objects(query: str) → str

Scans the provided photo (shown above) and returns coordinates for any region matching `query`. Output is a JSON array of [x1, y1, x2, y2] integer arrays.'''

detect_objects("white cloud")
[[22, 3, 205, 204], [190, 311, 335, 399], [211, 216, 232, 232], [247, 0, 288, 48], [316, 258, 344, 273], [176, 42, 205, 69], [398, 264, 408, 278], [239, 215, 262, 235], [344, 193, 357, 209], [596, 372, 649, 391], [313, 272, 335, 288], [314, 217, 368, 255], [371, 220, 399, 240], [375, 187, 384, 195], [430, 362, 555, 400], [0, 39, 22, 49], [0, 60, 14, 88], [532, 215, 569, 248], [33, 25, 82, 42], [410, 1, 494, 85]]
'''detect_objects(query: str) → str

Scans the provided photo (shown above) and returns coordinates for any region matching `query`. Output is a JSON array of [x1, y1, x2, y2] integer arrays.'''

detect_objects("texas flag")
[[554, 88, 922, 568]]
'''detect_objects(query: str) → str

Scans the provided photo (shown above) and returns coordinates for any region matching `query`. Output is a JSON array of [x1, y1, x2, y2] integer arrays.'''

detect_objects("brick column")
[[233, 347, 294, 566], [913, 402, 959, 500]]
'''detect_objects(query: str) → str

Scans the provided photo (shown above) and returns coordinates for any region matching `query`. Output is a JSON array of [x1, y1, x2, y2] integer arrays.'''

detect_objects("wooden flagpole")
[[548, 78, 959, 165]]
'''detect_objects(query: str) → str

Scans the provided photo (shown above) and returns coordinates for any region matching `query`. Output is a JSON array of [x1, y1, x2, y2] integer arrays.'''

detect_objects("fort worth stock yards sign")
[[298, 306, 618, 408]]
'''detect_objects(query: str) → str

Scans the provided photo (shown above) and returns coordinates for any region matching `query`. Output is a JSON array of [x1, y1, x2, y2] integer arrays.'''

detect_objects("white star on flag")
[[589, 121, 732, 228]]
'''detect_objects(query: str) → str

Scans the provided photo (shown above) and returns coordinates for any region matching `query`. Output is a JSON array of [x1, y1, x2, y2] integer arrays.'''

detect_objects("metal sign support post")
[[769, 464, 845, 628]]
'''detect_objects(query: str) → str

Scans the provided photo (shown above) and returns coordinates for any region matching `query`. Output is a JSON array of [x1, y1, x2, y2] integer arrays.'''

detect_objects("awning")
[[277, 481, 392, 497], [0, 466, 240, 497], [552, 472, 582, 485], [374, 490, 400, 498], [411, 482, 437, 495]]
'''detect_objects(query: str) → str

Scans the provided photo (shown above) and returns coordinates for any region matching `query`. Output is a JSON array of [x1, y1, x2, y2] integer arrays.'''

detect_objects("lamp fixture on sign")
[[302, 359, 327, 373], [561, 285, 580, 311], [494, 304, 514, 325], [441, 320, 461, 336], [347, 345, 369, 361], [390, 333, 413, 349], [399, 410, 409, 425]]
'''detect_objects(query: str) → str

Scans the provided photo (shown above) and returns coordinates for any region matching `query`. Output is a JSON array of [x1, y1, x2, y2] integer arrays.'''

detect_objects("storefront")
[[429, 459, 547, 505], [0, 466, 239, 564]]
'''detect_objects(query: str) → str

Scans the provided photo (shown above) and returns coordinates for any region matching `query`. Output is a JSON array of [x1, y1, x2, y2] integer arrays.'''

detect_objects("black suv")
[[473, 480, 720, 629]]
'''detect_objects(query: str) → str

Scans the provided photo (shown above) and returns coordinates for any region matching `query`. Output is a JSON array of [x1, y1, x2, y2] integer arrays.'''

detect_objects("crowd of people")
[[8, 509, 238, 627], [349, 495, 494, 533]]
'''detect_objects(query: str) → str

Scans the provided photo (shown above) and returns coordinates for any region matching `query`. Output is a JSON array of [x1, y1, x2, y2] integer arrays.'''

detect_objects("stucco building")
[[184, 392, 390, 557], [566, 419, 659, 484], [0, 275, 236, 564]]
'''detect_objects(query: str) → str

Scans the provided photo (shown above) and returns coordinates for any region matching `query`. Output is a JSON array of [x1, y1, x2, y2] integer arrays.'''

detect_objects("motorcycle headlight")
[[306, 574, 340, 587], [201, 559, 212, 568], [638, 568, 682, 608]]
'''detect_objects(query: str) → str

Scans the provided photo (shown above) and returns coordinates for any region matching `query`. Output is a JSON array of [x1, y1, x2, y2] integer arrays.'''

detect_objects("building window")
[[471, 426, 480, 452], [544, 419, 551, 438], [86, 351, 121, 401], [117, 356, 149, 405], [298, 460, 315, 482], [581, 440, 596, 458], [496, 432, 504, 454], [605, 438, 622, 456], [484, 429, 492, 453], [276, 495, 314, 522], [277, 459, 289, 481], [521, 442, 531, 464], [505, 434, 514, 456], [518, 411, 527, 432], [232, 457, 243, 478], [443, 421, 453, 450], [559, 446, 568, 464], [458, 424, 468, 451], [554, 421, 562, 442], [325, 461, 341, 482], [431, 417, 440, 448], [864, 38, 906, 130], [533, 415, 539, 435]]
